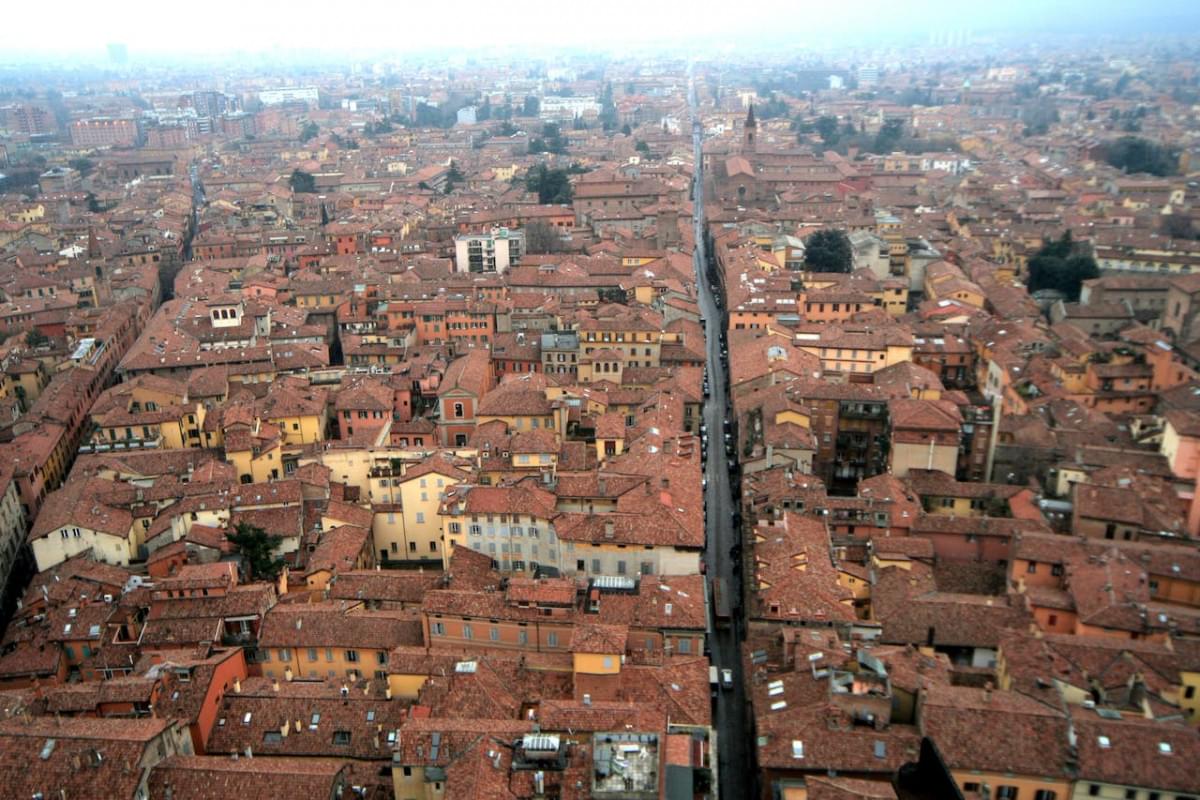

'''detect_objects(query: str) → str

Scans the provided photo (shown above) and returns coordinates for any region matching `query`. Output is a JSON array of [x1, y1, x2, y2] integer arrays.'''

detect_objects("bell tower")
[[744, 103, 757, 151]]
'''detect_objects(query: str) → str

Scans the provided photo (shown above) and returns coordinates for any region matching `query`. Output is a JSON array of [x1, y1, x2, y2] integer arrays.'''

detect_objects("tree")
[[757, 93, 790, 120], [802, 229, 853, 273], [597, 287, 628, 304], [69, 157, 95, 177], [635, 140, 651, 156], [621, 123, 633, 136], [228, 522, 284, 580], [873, 119, 904, 153], [289, 169, 316, 194], [299, 121, 319, 143], [815, 116, 840, 146], [599, 83, 618, 131], [1162, 214, 1197, 241], [25, 329, 49, 348], [1026, 232, 1099, 300], [1100, 136, 1178, 176], [525, 164, 573, 205], [522, 95, 540, 117], [524, 220, 562, 254], [496, 121, 518, 137]]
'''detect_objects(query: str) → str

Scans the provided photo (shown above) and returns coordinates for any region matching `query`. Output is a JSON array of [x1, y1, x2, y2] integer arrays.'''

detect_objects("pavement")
[[690, 75, 757, 800]]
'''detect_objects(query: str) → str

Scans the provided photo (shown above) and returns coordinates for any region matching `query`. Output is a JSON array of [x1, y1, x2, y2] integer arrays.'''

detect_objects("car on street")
[[721, 668, 734, 689]]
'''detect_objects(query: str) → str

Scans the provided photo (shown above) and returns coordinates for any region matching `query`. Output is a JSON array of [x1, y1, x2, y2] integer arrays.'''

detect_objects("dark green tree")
[[621, 123, 633, 136], [525, 164, 573, 205], [1162, 214, 1197, 241], [1100, 136, 1178, 176], [497, 121, 518, 137], [757, 93, 790, 119], [69, 157, 95, 176], [229, 522, 284, 580], [815, 115, 840, 146], [599, 83, 618, 131], [873, 119, 904, 152], [25, 329, 49, 348], [802, 229, 853, 273], [299, 121, 319, 143], [289, 169, 316, 194], [522, 95, 540, 117], [1026, 232, 1099, 300]]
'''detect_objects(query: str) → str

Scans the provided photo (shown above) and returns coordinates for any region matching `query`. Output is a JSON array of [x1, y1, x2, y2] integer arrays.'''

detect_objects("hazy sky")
[[2, 0, 1199, 59]]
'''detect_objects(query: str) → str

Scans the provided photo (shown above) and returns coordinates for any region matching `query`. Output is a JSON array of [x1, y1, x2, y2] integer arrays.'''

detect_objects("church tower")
[[744, 103, 757, 151]]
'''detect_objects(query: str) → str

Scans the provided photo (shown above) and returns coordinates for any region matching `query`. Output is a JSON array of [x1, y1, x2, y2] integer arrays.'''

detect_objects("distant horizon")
[[2, 0, 1200, 67]]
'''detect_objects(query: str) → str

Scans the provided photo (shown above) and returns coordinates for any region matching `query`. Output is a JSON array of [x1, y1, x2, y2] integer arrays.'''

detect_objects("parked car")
[[721, 668, 734, 689]]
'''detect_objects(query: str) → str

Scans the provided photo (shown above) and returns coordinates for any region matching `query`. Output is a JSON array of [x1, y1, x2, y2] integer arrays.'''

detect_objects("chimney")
[[272, 679, 280, 692], [233, 677, 241, 693]]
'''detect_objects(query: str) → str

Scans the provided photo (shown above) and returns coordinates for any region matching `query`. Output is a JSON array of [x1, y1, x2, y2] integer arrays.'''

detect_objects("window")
[[518, 629, 528, 646], [307, 648, 318, 662], [432, 622, 445, 636], [547, 632, 559, 647], [995, 788, 1017, 800], [453, 402, 465, 418], [489, 627, 500, 641], [345, 650, 359, 663], [1088, 787, 1100, 798], [1026, 562, 1037, 573], [463, 624, 473, 640], [326, 648, 334, 662], [415, 512, 425, 524], [678, 639, 691, 654], [278, 648, 290, 662], [332, 731, 351, 745], [449, 522, 461, 534]]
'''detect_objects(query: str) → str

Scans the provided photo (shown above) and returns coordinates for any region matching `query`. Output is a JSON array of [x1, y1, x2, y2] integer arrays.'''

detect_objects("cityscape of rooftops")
[[0, 2, 1199, 799]]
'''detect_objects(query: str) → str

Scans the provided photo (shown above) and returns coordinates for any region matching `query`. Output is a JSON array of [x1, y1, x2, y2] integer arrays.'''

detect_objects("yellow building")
[[793, 325, 914, 375], [258, 377, 328, 446], [257, 605, 408, 681], [28, 478, 138, 571], [224, 418, 286, 483], [373, 456, 470, 564]]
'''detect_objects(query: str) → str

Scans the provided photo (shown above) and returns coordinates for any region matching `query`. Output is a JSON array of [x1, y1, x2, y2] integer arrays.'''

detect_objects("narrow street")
[[690, 74, 757, 800]]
